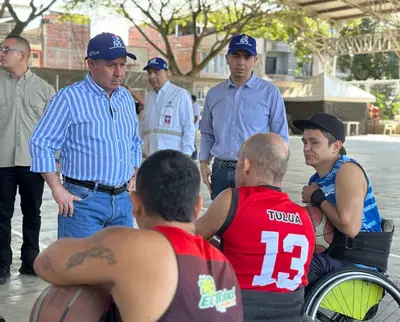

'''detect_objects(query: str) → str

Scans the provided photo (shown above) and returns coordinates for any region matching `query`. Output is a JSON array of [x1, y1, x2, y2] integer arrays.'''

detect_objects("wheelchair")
[[303, 219, 400, 321], [303, 267, 400, 321]]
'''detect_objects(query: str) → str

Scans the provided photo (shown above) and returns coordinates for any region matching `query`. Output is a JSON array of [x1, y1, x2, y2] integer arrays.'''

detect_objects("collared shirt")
[[200, 73, 289, 162], [0, 68, 55, 167], [140, 81, 195, 156], [29, 73, 143, 186]]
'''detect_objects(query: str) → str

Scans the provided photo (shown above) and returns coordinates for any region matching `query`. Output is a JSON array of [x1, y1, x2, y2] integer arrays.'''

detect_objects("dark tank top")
[[101, 226, 243, 322], [155, 225, 243, 321]]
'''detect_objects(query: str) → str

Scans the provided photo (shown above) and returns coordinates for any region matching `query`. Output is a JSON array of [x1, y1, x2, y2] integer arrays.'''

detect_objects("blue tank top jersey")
[[308, 155, 382, 233]]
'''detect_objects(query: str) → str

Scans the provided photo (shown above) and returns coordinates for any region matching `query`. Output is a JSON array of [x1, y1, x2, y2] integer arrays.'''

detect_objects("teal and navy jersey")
[[308, 155, 382, 233]]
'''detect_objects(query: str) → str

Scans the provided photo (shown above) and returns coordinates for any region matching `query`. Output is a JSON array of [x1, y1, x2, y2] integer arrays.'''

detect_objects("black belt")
[[64, 177, 127, 195], [214, 158, 237, 168]]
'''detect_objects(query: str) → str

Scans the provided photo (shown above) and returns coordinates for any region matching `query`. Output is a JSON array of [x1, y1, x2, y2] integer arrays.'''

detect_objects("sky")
[[6, 0, 141, 43]]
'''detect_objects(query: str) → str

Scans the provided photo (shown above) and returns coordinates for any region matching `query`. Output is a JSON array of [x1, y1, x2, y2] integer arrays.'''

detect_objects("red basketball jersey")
[[220, 186, 315, 293], [154, 226, 243, 321]]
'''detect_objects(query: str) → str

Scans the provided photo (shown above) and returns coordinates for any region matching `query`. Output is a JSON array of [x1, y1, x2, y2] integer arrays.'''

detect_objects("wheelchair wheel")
[[303, 268, 400, 321]]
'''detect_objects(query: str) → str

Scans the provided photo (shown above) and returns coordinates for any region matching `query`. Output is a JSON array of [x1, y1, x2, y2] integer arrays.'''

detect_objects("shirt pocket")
[[240, 103, 269, 130], [159, 104, 178, 128], [25, 93, 46, 121]]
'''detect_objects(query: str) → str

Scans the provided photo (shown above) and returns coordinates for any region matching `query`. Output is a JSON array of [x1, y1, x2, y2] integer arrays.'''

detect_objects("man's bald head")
[[238, 133, 289, 183]]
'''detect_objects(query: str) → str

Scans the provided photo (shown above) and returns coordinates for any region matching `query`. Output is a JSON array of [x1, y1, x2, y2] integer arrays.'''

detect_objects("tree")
[[119, 0, 287, 76], [67, 0, 331, 76], [248, 8, 331, 72], [0, 0, 59, 35], [337, 19, 399, 81]]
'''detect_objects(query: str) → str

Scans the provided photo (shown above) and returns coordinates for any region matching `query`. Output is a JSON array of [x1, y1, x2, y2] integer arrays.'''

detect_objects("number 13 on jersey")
[[252, 231, 310, 291]]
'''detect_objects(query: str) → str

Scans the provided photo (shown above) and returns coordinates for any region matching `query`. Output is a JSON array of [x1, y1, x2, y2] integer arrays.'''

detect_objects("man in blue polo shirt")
[[200, 34, 289, 200], [29, 33, 142, 239]]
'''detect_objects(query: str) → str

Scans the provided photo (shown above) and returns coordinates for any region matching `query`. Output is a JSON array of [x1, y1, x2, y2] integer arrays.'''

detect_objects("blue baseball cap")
[[85, 32, 137, 61], [228, 34, 257, 56], [143, 57, 168, 71]]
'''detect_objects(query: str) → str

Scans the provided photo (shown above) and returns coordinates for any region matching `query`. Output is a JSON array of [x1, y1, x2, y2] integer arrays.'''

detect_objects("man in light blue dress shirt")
[[29, 33, 143, 238], [200, 34, 289, 200]]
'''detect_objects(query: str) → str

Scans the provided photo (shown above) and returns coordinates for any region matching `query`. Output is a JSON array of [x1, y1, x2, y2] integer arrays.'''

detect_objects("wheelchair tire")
[[303, 268, 400, 320]]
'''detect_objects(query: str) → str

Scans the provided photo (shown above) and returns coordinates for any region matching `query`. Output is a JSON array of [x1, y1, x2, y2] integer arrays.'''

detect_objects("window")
[[195, 86, 206, 99], [202, 52, 229, 75], [266, 57, 277, 74]]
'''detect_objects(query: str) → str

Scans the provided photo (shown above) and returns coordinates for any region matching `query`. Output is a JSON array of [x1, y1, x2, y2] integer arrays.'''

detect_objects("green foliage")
[[57, 13, 90, 24], [337, 19, 399, 81], [369, 86, 399, 120]]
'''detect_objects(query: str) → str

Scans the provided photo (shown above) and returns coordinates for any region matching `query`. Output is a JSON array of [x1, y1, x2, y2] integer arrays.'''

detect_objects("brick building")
[[128, 25, 297, 79], [41, 12, 90, 70], [129, 26, 198, 75], [0, 9, 90, 70], [128, 24, 298, 104]]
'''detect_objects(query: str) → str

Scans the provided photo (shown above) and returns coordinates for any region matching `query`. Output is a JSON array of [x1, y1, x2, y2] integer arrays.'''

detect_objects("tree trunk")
[[9, 22, 28, 36]]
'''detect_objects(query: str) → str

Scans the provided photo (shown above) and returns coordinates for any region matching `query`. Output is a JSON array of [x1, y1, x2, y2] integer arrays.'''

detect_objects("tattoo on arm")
[[65, 245, 117, 271], [43, 255, 56, 273]]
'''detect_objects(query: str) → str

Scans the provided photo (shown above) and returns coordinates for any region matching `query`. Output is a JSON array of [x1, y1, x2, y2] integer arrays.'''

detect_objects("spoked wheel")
[[303, 269, 400, 322]]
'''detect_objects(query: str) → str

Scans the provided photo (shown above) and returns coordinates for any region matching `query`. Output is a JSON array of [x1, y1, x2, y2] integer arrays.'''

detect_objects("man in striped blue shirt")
[[29, 33, 142, 239]]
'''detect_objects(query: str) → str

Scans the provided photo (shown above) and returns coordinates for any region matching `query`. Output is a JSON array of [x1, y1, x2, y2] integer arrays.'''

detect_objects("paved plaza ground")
[[1, 134, 400, 321]]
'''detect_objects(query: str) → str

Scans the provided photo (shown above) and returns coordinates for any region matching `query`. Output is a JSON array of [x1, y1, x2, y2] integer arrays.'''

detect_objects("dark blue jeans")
[[210, 162, 236, 200], [58, 182, 133, 238]]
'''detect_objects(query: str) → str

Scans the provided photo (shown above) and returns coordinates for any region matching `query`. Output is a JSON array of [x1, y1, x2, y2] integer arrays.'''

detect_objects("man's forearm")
[[42, 172, 63, 192], [320, 201, 345, 234]]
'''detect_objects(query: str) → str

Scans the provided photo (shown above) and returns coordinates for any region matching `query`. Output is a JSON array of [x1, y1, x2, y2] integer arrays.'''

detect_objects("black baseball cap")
[[292, 113, 345, 143]]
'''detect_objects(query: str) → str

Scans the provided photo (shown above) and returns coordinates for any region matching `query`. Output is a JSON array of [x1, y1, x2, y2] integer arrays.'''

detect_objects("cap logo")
[[163, 63, 168, 69], [239, 35, 249, 44], [235, 34, 252, 47], [89, 51, 99, 57], [110, 35, 124, 50], [149, 58, 158, 64]]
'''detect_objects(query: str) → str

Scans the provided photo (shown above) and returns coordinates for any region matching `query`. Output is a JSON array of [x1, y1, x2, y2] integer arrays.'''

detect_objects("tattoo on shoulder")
[[65, 245, 117, 271]]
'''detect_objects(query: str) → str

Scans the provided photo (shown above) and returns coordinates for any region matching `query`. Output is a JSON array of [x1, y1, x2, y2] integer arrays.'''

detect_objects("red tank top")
[[220, 186, 315, 293], [154, 226, 243, 321]]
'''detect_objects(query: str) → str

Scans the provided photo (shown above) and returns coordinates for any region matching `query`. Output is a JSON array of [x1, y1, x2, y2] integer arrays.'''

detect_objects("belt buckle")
[[111, 184, 126, 195]]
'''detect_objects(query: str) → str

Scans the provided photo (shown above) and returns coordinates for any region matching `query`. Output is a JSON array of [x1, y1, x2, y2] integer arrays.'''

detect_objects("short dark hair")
[[306, 126, 346, 155], [191, 94, 197, 102], [136, 149, 201, 222], [5, 35, 31, 59]]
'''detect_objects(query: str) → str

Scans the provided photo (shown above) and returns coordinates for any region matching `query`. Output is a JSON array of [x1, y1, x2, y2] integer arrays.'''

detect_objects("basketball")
[[304, 206, 334, 254], [29, 284, 110, 322]]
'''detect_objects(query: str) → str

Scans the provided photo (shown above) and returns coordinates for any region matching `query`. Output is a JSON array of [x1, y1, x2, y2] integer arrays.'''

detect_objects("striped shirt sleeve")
[[29, 90, 71, 173], [131, 111, 143, 170]]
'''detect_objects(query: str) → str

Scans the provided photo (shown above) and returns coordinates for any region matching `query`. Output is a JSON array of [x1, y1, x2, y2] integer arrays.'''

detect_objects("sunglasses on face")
[[0, 46, 23, 54]]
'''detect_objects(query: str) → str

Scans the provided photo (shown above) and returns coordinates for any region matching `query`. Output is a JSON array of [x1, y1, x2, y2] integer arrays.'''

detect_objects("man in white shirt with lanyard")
[[140, 57, 195, 158]]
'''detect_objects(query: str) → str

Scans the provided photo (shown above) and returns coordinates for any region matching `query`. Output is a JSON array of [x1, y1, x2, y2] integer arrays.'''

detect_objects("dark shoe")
[[0, 316, 5, 322], [0, 267, 10, 285], [19, 263, 37, 276]]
